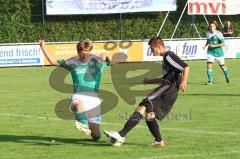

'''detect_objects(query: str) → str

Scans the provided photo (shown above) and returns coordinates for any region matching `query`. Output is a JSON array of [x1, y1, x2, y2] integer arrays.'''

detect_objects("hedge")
[[0, 0, 239, 43]]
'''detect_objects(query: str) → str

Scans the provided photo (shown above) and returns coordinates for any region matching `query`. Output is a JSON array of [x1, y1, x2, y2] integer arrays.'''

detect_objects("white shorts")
[[70, 92, 102, 125], [207, 54, 225, 65]]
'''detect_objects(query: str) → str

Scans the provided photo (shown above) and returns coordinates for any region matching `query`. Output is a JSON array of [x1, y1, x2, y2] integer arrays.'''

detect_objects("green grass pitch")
[[0, 59, 240, 159]]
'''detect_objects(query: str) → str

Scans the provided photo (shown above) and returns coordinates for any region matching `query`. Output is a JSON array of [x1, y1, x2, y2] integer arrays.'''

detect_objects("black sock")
[[119, 111, 143, 137], [146, 119, 162, 142]]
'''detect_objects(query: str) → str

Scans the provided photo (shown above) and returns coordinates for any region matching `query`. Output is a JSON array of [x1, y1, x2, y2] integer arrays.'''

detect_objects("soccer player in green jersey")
[[204, 21, 230, 85], [39, 39, 113, 141]]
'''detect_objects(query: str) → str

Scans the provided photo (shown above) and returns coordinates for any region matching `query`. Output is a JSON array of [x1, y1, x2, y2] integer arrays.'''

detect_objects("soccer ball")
[[109, 137, 123, 146]]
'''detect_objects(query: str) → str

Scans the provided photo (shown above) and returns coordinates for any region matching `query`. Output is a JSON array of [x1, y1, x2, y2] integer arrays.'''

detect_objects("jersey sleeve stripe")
[[166, 55, 184, 71]]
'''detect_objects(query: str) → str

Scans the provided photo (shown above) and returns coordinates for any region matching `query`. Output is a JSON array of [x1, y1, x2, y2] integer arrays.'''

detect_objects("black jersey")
[[161, 51, 188, 88]]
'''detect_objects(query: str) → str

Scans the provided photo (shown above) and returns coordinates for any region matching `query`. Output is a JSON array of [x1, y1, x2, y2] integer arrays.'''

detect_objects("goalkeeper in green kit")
[[204, 20, 230, 85]]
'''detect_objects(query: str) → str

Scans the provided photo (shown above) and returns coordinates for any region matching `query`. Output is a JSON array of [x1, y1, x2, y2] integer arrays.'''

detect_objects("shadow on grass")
[[0, 135, 111, 146], [0, 135, 140, 147]]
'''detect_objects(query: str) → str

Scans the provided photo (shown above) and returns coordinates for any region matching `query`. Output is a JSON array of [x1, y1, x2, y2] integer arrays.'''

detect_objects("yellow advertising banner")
[[44, 41, 143, 65], [44, 44, 77, 65]]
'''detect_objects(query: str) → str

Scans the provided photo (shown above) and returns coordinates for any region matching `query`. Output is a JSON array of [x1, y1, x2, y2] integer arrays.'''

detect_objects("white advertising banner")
[[188, 0, 240, 15], [222, 39, 240, 58], [143, 39, 240, 61], [174, 40, 207, 60], [46, 0, 177, 15], [0, 45, 44, 67], [143, 41, 178, 61]]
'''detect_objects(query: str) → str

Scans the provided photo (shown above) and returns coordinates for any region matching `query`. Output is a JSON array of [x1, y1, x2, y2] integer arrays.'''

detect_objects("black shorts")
[[139, 80, 178, 121]]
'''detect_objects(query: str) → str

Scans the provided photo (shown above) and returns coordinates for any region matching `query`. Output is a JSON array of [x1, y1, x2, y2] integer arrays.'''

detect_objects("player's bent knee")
[[146, 112, 156, 120], [70, 105, 77, 112], [71, 100, 84, 112], [136, 106, 147, 116]]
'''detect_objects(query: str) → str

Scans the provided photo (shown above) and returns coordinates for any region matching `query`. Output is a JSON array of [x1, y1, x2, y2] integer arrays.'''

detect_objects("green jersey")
[[206, 30, 225, 57], [58, 54, 107, 93]]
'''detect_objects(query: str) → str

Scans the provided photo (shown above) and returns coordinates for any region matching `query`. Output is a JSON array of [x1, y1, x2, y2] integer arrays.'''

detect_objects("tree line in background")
[[0, 0, 240, 43]]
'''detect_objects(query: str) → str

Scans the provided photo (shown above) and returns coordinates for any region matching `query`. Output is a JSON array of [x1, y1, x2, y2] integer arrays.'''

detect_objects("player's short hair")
[[77, 39, 93, 54], [208, 20, 218, 26], [208, 20, 218, 30], [148, 37, 165, 46]]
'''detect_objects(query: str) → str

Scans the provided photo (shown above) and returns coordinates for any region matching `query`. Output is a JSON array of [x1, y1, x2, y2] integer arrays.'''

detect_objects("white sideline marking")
[[0, 151, 239, 159], [0, 113, 240, 136], [1, 150, 240, 159], [139, 150, 240, 159], [102, 122, 240, 136], [0, 113, 61, 121]]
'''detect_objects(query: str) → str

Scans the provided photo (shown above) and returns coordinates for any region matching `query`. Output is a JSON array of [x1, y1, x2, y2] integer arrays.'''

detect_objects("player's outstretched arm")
[[203, 41, 209, 49], [208, 40, 224, 48], [39, 40, 59, 66], [180, 66, 190, 92], [100, 53, 116, 66], [210, 42, 224, 48]]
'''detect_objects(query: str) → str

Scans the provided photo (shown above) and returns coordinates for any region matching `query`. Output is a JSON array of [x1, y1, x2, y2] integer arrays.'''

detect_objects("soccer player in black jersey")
[[104, 37, 190, 147]]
